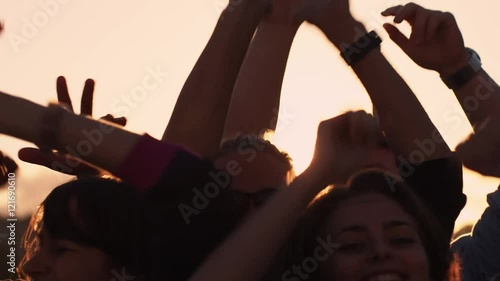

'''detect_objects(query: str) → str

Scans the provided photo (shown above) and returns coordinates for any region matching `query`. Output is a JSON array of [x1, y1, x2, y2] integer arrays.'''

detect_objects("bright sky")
[[0, 0, 499, 231]]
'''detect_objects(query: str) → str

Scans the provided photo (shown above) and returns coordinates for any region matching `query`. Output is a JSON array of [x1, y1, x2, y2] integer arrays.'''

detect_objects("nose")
[[369, 240, 391, 261], [22, 251, 50, 278]]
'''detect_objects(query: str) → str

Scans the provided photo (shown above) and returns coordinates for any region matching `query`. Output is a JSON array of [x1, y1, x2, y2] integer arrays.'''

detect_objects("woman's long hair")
[[286, 170, 460, 281]]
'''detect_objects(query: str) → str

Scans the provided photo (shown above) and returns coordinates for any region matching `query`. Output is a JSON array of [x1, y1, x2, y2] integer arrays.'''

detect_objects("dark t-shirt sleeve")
[[116, 133, 202, 192], [115, 134, 238, 280], [401, 155, 467, 240], [118, 136, 239, 281]]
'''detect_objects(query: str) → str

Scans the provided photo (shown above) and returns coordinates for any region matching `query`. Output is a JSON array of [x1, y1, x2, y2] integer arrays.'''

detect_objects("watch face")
[[467, 48, 482, 71]]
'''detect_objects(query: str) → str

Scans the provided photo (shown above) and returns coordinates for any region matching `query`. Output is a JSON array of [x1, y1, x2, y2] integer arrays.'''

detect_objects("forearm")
[[223, 23, 298, 138], [324, 22, 451, 161], [57, 112, 139, 174], [162, 4, 264, 157], [0, 92, 44, 143], [0, 92, 140, 175], [189, 167, 326, 281], [353, 51, 451, 160], [449, 69, 500, 129]]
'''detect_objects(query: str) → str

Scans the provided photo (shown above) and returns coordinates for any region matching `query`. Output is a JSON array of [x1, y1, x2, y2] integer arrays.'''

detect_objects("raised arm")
[[300, 0, 451, 162], [382, 3, 500, 130], [222, 0, 303, 138], [162, 0, 269, 158], [0, 92, 138, 177], [18, 76, 127, 177], [456, 114, 500, 177], [189, 111, 382, 281]]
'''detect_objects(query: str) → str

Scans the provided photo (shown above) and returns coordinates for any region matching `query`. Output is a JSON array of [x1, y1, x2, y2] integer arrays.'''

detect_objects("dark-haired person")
[[382, 3, 500, 280], [19, 177, 145, 281], [283, 171, 458, 281], [0, 150, 18, 186]]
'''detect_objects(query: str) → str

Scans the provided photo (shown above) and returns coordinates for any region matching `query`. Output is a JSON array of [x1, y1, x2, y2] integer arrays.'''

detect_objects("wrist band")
[[441, 48, 482, 90], [37, 103, 67, 152], [340, 31, 382, 66]]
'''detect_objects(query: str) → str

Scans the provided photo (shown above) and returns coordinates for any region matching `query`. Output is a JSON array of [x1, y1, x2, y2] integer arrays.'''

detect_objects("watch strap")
[[340, 31, 382, 66], [442, 48, 482, 90]]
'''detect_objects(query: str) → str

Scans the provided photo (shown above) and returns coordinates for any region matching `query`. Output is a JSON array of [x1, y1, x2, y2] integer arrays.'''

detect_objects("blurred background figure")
[[0, 150, 18, 187]]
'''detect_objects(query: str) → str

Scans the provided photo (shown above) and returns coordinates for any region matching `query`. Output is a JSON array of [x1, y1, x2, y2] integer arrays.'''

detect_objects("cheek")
[[54, 253, 113, 281], [400, 246, 430, 279], [319, 246, 431, 281], [320, 253, 365, 281]]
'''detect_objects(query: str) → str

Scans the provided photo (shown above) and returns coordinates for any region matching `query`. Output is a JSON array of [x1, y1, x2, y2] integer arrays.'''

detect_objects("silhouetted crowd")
[[1, 2, 499, 281]]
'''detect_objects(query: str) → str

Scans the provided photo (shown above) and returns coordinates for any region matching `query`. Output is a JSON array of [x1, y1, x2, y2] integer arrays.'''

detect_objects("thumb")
[[383, 23, 410, 50], [19, 147, 58, 167]]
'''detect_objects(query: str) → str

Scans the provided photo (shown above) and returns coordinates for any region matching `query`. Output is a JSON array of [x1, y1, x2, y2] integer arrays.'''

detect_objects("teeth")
[[368, 273, 402, 281]]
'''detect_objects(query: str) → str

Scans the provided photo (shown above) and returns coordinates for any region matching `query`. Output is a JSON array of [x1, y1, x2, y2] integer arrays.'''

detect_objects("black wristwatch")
[[441, 48, 482, 90], [340, 31, 382, 66]]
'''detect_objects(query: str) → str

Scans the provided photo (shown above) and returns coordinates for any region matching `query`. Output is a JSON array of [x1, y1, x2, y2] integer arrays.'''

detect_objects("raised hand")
[[381, 3, 469, 77], [55, 76, 126, 125], [18, 76, 126, 177], [309, 110, 383, 185], [297, 0, 362, 43]]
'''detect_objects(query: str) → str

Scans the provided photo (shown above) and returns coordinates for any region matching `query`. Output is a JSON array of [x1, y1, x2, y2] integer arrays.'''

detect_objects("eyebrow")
[[334, 225, 367, 237], [383, 220, 411, 229], [334, 221, 412, 237]]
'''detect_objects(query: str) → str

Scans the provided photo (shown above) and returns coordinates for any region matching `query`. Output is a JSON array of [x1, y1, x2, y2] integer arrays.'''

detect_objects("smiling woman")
[[286, 171, 459, 281]]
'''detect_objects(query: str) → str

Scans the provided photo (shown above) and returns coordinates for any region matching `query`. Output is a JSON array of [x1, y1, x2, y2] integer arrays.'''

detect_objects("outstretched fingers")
[[56, 76, 74, 111], [80, 79, 95, 115]]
